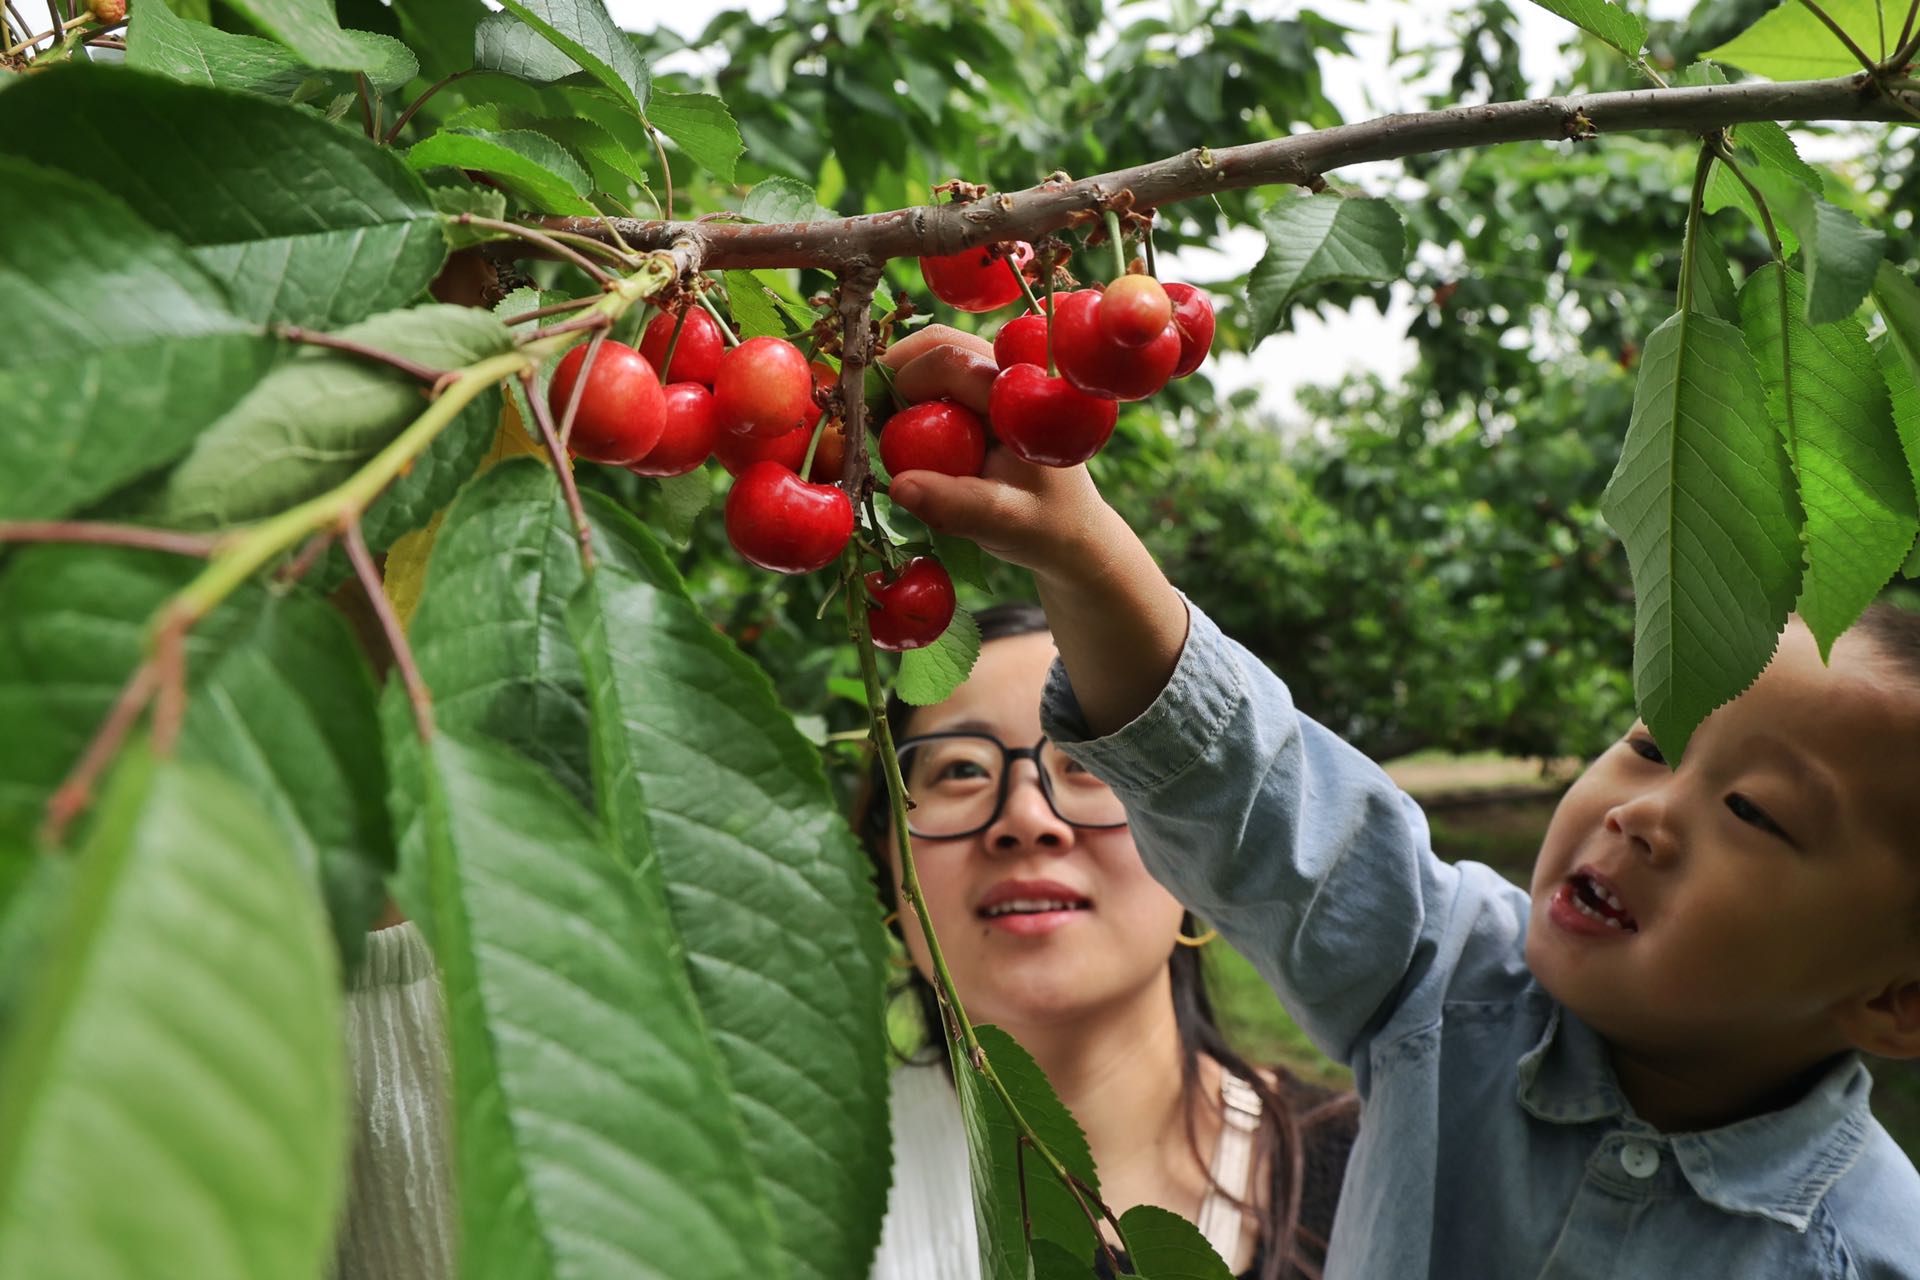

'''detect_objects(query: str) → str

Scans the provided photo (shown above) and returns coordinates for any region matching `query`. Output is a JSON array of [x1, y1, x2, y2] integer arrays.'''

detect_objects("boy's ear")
[[1838, 978, 1920, 1059]]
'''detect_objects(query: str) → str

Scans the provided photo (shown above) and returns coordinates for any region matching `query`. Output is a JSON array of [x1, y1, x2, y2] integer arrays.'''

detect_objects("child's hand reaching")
[[878, 324, 1112, 577]]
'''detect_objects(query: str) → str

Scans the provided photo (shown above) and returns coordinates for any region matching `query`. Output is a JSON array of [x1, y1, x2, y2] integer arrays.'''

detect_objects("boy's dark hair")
[[857, 601, 1357, 1280], [1850, 596, 1920, 936]]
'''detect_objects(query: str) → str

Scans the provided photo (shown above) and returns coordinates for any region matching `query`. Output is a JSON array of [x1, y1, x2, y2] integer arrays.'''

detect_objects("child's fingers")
[[890, 345, 997, 415], [890, 470, 1040, 562]]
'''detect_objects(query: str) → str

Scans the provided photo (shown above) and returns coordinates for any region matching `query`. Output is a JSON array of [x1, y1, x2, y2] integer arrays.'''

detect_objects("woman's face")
[[885, 631, 1187, 1031]]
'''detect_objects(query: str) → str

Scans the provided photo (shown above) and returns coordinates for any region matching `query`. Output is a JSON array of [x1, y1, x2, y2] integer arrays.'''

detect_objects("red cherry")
[[880, 399, 987, 478], [919, 241, 1035, 312], [993, 312, 1051, 371], [724, 461, 854, 574], [1162, 283, 1217, 377], [638, 306, 725, 386], [627, 382, 717, 477], [714, 422, 806, 475], [548, 341, 666, 465], [1098, 275, 1174, 349], [866, 557, 957, 651], [713, 336, 815, 439], [988, 363, 1118, 467], [1051, 289, 1179, 401]]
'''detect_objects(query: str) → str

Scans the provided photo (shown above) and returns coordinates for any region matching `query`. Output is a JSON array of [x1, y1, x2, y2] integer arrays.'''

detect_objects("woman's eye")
[[935, 761, 989, 782], [1727, 793, 1792, 843], [1626, 736, 1666, 766]]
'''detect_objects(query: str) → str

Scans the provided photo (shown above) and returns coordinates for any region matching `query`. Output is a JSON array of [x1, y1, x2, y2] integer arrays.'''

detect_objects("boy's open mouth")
[[1564, 869, 1639, 932]]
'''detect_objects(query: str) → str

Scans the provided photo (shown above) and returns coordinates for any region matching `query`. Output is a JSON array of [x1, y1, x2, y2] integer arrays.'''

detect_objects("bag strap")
[[1195, 1069, 1264, 1269]]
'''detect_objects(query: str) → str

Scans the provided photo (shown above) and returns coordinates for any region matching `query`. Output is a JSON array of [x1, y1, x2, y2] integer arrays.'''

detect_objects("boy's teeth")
[[1571, 894, 1622, 928]]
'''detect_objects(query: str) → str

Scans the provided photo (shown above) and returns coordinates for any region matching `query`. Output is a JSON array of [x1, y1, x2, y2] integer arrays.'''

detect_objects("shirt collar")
[[1516, 1002, 1875, 1230]]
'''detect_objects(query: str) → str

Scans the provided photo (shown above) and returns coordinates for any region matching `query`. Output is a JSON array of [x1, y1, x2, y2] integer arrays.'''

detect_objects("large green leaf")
[[650, 90, 744, 183], [474, 10, 584, 83], [224, 0, 386, 70], [1871, 262, 1920, 507], [0, 66, 445, 328], [1601, 308, 1801, 757], [1522, 0, 1646, 56], [1685, 220, 1737, 323], [564, 485, 891, 1280], [1249, 196, 1406, 340], [407, 127, 598, 215], [1706, 0, 1897, 78], [494, 0, 651, 117], [1118, 1205, 1236, 1279], [898, 607, 983, 706], [1740, 265, 1915, 652], [742, 175, 837, 223], [0, 747, 345, 1280], [0, 548, 394, 971], [0, 157, 275, 522], [148, 305, 513, 529], [391, 0, 489, 81], [127, 0, 316, 97], [1741, 165, 1885, 325], [442, 103, 650, 197], [382, 721, 781, 1280]]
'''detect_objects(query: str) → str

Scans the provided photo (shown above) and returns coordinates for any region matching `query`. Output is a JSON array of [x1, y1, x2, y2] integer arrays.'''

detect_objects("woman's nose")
[[983, 762, 1074, 854]]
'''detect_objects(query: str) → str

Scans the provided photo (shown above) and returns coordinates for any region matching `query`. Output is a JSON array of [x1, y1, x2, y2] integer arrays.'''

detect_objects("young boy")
[[881, 327, 1920, 1277]]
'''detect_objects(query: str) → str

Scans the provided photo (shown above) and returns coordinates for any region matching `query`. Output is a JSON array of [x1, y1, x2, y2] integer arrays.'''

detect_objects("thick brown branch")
[[537, 75, 1910, 270], [835, 260, 885, 500]]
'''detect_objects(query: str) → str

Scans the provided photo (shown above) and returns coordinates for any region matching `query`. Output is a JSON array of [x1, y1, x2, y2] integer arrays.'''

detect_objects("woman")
[[863, 603, 1357, 1280]]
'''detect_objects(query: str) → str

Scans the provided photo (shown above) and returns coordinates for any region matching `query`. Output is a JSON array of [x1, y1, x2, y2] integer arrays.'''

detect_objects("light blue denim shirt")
[[1041, 601, 1920, 1278]]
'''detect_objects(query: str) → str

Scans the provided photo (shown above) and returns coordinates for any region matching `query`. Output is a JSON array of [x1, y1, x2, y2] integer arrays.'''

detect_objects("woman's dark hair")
[[857, 602, 1355, 1280]]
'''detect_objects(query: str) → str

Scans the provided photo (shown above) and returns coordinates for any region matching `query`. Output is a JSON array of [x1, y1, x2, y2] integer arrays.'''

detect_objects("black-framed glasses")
[[893, 732, 1129, 840]]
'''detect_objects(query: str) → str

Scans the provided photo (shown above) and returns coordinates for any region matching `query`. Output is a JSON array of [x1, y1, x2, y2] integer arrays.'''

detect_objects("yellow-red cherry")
[[1051, 288, 1179, 401], [987, 363, 1118, 467], [880, 399, 987, 478], [627, 382, 718, 477], [639, 306, 725, 387], [724, 460, 854, 574], [1162, 283, 1217, 377], [867, 557, 957, 651], [548, 341, 666, 465], [713, 335, 815, 439], [1097, 275, 1174, 349]]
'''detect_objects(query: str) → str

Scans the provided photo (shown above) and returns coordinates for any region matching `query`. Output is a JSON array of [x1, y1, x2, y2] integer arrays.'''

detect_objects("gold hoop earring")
[[881, 911, 900, 931], [1174, 921, 1218, 948]]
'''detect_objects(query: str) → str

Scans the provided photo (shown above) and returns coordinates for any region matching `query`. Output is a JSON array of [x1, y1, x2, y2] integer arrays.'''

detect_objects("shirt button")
[[1620, 1140, 1660, 1179]]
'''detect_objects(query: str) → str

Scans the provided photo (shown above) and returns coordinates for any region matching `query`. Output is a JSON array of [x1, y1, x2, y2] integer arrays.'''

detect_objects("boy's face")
[[1525, 622, 1920, 1062]]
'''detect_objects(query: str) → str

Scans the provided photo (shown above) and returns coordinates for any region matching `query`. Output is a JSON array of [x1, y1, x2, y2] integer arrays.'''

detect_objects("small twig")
[[3, 8, 87, 56], [655, 305, 692, 382], [343, 516, 434, 741], [277, 531, 337, 584], [356, 72, 379, 142], [693, 288, 742, 346], [0, 520, 224, 558], [521, 311, 615, 345], [539, 226, 637, 268], [555, 329, 607, 449], [40, 660, 160, 847], [501, 294, 599, 327], [455, 214, 616, 286], [150, 612, 189, 755], [382, 69, 477, 146], [1797, 0, 1881, 75], [1896, 0, 1920, 66], [644, 119, 675, 220], [277, 325, 450, 384], [519, 370, 597, 571]]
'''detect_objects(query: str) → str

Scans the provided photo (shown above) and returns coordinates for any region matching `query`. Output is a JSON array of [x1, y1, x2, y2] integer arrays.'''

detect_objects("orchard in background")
[[3, 0, 1920, 1277]]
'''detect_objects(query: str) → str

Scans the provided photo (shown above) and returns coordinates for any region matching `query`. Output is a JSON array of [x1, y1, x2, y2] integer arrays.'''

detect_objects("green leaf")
[[654, 469, 715, 545], [0, 66, 446, 328], [650, 89, 744, 183], [1118, 1204, 1235, 1280], [494, 0, 651, 117], [566, 490, 892, 1280], [1740, 163, 1885, 325], [408, 126, 597, 215], [0, 157, 275, 522], [725, 269, 795, 339], [1685, 220, 1737, 323], [1706, 0, 1897, 79], [1741, 264, 1916, 653], [382, 722, 784, 1280], [1871, 262, 1920, 508], [149, 305, 513, 529], [1601, 308, 1802, 758], [444, 102, 651, 198], [390, 0, 488, 81], [473, 10, 583, 82], [0, 747, 346, 1280], [0, 548, 395, 972], [742, 176, 837, 223], [344, 30, 420, 92], [224, 0, 386, 70], [429, 181, 511, 249], [127, 0, 313, 96], [1248, 196, 1406, 340], [897, 607, 982, 706], [932, 532, 992, 593], [1522, 0, 1647, 56]]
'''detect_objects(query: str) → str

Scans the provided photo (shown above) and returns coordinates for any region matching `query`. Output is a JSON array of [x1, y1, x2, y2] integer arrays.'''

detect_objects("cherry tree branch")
[[343, 516, 434, 741], [835, 259, 885, 500], [0, 521, 225, 558], [535, 75, 1915, 270]]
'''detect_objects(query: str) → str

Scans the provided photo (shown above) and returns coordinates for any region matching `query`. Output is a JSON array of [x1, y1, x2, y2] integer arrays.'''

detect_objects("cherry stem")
[[383, 69, 477, 146], [356, 73, 379, 143], [0, 521, 224, 558], [343, 516, 434, 742], [454, 214, 615, 286], [277, 531, 337, 584], [519, 370, 597, 572], [694, 288, 741, 347], [1043, 269, 1058, 378], [501, 294, 599, 327], [656, 305, 692, 384], [277, 325, 449, 385], [800, 406, 833, 479], [1144, 221, 1159, 279], [521, 311, 613, 345], [872, 359, 910, 412], [1014, 262, 1048, 317], [1104, 210, 1128, 280], [644, 119, 675, 222], [557, 329, 607, 450]]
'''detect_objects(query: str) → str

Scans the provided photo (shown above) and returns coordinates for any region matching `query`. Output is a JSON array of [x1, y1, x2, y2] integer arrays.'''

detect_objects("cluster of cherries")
[[546, 242, 1213, 654]]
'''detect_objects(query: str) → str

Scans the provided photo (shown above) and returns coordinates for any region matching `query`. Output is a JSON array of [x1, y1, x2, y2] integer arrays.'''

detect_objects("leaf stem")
[[455, 214, 616, 286], [539, 226, 637, 268], [520, 311, 614, 345], [656, 305, 691, 383], [1796, 0, 1882, 75], [1676, 144, 1716, 318], [356, 72, 380, 143], [343, 516, 434, 740], [0, 521, 225, 558], [1103, 209, 1128, 279], [382, 69, 477, 146], [501, 294, 599, 327], [694, 288, 741, 346], [556, 329, 608, 449], [643, 119, 676, 221], [276, 325, 449, 384], [1894, 0, 1920, 66], [1013, 259, 1048, 316], [39, 659, 159, 848], [521, 369, 597, 571]]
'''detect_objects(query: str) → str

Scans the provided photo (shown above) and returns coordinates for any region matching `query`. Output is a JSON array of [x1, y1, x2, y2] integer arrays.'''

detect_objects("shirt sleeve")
[[1040, 597, 1462, 1068]]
